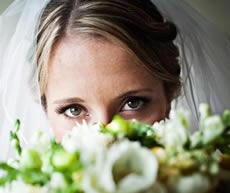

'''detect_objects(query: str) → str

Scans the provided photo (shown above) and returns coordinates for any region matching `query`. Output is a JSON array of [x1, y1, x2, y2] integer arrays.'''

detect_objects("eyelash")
[[120, 96, 151, 112], [55, 104, 86, 120], [55, 96, 151, 119]]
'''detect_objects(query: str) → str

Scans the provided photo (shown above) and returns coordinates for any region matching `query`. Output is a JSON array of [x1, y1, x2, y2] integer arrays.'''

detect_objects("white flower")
[[28, 131, 53, 173], [82, 140, 158, 193], [202, 115, 224, 145], [62, 121, 114, 164], [30, 131, 50, 155], [159, 110, 189, 148], [49, 172, 67, 189], [199, 104, 211, 119], [168, 173, 212, 193], [152, 120, 166, 139], [190, 131, 202, 148], [0, 180, 48, 193]]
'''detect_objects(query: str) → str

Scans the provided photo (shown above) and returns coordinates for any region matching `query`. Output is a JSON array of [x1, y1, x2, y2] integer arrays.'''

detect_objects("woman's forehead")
[[49, 36, 144, 76], [46, 37, 162, 100]]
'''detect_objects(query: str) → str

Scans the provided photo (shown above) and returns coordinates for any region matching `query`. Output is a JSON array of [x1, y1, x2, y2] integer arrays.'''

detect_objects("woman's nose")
[[90, 110, 113, 125]]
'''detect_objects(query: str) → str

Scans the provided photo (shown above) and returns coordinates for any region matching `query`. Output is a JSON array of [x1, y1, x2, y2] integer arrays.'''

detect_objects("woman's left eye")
[[121, 97, 149, 111]]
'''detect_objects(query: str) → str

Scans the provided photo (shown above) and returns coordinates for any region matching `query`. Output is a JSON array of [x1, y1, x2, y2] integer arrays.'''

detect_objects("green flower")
[[52, 149, 78, 170], [20, 149, 42, 170], [106, 115, 133, 137]]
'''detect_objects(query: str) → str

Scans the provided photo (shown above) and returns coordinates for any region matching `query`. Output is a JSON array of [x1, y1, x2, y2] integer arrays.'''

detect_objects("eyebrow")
[[53, 88, 154, 105], [116, 88, 154, 99], [54, 97, 84, 104]]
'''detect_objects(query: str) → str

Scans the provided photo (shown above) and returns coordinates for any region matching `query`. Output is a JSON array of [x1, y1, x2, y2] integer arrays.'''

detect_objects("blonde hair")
[[36, 0, 181, 109]]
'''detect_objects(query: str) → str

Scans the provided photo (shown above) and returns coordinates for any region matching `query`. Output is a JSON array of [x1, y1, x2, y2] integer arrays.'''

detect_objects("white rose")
[[82, 140, 158, 193]]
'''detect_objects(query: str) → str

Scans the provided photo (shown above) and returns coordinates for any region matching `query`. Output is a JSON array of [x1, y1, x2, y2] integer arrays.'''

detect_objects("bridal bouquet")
[[0, 104, 230, 193]]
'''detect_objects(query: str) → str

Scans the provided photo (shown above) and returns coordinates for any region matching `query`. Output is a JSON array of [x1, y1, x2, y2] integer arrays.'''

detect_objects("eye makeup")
[[54, 95, 152, 121], [55, 104, 87, 120], [120, 96, 152, 112]]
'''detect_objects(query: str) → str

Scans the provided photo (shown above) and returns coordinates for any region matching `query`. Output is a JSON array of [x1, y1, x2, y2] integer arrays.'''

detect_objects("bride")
[[0, 0, 229, 160]]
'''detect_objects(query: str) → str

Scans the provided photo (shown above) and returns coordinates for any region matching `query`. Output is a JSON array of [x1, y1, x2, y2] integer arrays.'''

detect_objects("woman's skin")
[[46, 36, 170, 141]]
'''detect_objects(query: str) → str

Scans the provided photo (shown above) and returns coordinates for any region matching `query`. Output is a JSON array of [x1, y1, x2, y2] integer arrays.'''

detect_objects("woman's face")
[[46, 36, 169, 141]]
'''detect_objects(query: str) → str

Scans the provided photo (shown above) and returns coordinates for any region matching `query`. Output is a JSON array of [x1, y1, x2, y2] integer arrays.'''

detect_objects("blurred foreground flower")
[[0, 104, 230, 193], [82, 140, 158, 193]]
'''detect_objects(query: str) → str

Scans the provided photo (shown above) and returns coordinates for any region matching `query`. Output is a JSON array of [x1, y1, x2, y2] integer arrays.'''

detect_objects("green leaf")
[[0, 163, 18, 186], [51, 139, 63, 152], [223, 110, 230, 128], [0, 163, 16, 172], [10, 125, 22, 156], [20, 169, 50, 185], [55, 182, 83, 193], [14, 119, 20, 132]]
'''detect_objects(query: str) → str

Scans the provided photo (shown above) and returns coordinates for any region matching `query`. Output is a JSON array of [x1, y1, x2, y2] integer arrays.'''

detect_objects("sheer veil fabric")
[[153, 0, 230, 124], [0, 0, 229, 161], [0, 0, 50, 161]]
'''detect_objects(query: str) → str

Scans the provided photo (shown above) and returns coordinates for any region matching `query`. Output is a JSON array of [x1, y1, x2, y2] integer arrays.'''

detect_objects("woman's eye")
[[122, 97, 146, 111], [55, 104, 88, 120], [64, 105, 83, 118]]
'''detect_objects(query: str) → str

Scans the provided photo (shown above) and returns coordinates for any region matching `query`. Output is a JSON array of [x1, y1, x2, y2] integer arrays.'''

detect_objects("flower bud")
[[106, 115, 132, 136], [199, 104, 211, 119], [52, 150, 77, 170], [20, 149, 42, 169]]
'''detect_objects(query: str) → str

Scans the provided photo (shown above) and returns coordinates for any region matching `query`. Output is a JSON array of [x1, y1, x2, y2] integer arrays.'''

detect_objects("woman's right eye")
[[56, 104, 86, 119], [65, 105, 83, 118]]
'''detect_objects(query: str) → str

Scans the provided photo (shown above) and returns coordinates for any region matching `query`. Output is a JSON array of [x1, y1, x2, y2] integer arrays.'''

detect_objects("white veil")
[[0, 0, 50, 161], [0, 0, 230, 161], [152, 0, 230, 127]]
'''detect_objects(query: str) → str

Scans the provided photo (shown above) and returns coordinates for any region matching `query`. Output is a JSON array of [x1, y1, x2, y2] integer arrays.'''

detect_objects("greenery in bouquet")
[[0, 104, 230, 193]]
